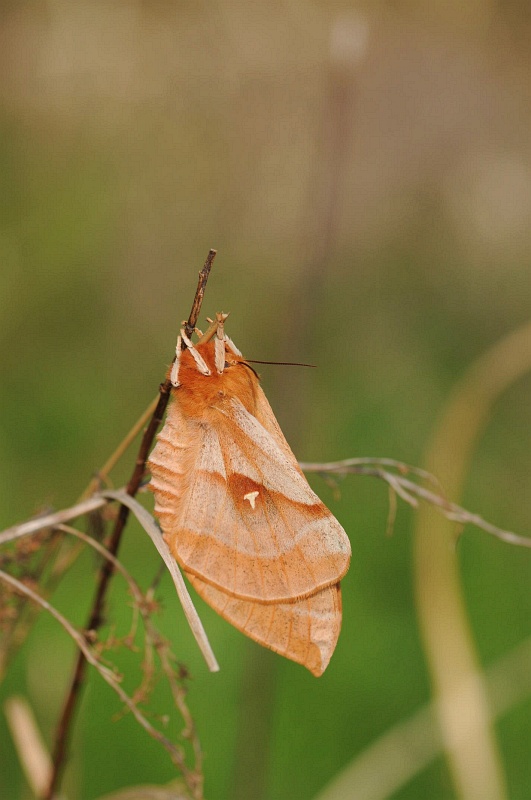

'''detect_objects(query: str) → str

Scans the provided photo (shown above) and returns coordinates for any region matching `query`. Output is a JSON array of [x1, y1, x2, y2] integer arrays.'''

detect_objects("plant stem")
[[44, 249, 216, 799]]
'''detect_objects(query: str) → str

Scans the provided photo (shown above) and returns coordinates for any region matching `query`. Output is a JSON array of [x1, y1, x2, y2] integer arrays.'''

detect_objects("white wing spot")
[[243, 490, 259, 510]]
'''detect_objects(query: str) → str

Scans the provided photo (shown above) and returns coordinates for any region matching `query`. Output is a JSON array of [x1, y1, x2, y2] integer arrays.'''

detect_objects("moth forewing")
[[151, 396, 350, 602]]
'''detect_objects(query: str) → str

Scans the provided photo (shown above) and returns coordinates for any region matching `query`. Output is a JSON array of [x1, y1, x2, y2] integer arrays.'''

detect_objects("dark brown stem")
[[184, 249, 217, 342], [44, 250, 216, 800]]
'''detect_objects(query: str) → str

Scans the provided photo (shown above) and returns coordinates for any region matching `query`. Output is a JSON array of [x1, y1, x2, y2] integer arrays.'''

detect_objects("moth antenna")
[[169, 335, 182, 387], [246, 359, 317, 368], [224, 335, 242, 357], [180, 329, 211, 376]]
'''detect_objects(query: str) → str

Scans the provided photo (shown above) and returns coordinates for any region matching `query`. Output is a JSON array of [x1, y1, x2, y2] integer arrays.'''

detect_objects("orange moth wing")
[[149, 393, 350, 602], [186, 572, 343, 677], [148, 329, 351, 674]]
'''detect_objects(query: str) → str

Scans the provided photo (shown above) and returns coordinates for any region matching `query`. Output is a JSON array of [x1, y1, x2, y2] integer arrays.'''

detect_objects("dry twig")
[[1, 519, 205, 798], [102, 490, 218, 672], [0, 570, 195, 780], [299, 457, 531, 549], [44, 249, 217, 800]]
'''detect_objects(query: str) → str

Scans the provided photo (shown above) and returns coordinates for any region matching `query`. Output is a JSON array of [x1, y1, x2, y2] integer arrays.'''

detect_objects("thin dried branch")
[[55, 523, 144, 605], [0, 526, 73, 680], [300, 456, 442, 487], [300, 457, 531, 549], [3, 521, 204, 796], [0, 497, 107, 546], [56, 523, 204, 793], [0, 502, 113, 681], [184, 249, 217, 340], [45, 250, 217, 800], [102, 490, 219, 672], [0, 492, 217, 671], [0, 570, 195, 782]]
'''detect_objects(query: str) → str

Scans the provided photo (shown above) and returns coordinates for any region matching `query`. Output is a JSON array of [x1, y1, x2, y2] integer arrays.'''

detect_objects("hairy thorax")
[[172, 339, 259, 420]]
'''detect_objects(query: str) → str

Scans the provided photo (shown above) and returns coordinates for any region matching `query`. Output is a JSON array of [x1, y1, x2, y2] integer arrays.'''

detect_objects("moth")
[[148, 313, 351, 676]]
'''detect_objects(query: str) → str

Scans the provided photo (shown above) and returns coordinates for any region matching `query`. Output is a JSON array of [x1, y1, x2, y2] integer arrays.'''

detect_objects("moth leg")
[[170, 335, 182, 387], [224, 334, 242, 357], [215, 335, 225, 374], [181, 329, 211, 375], [214, 311, 229, 374], [197, 312, 227, 346]]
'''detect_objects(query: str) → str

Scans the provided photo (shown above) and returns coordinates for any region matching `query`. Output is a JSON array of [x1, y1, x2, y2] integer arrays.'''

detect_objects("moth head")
[[168, 313, 259, 415]]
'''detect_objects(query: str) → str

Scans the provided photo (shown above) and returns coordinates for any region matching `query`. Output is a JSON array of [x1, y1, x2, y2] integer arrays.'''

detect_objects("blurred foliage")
[[0, 1, 530, 799]]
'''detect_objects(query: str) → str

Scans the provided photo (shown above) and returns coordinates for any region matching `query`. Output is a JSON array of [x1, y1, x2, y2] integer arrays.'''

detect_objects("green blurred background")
[[1, 2, 530, 799]]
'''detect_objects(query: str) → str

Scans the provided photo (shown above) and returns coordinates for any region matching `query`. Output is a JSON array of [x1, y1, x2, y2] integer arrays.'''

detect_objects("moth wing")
[[187, 570, 343, 677], [149, 394, 350, 603], [148, 400, 198, 515], [252, 383, 305, 470]]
